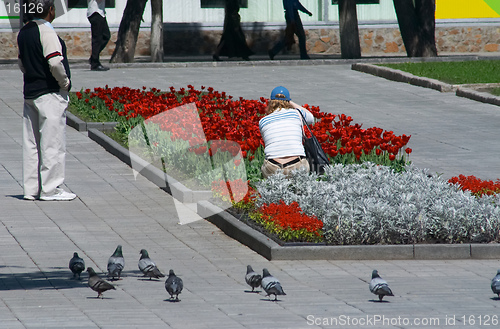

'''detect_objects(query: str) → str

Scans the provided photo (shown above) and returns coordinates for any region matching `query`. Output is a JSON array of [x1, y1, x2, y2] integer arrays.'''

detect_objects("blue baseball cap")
[[270, 86, 291, 101]]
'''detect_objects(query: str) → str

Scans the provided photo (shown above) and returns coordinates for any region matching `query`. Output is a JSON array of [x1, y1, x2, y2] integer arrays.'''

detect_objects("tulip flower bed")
[[70, 85, 500, 245], [211, 179, 323, 243], [448, 175, 500, 197], [211, 179, 257, 209], [253, 201, 324, 243], [211, 172, 500, 245], [255, 164, 500, 245], [70, 85, 413, 186]]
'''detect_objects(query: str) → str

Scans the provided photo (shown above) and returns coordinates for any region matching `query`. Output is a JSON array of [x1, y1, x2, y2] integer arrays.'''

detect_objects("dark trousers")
[[88, 13, 110, 67], [270, 12, 308, 59]]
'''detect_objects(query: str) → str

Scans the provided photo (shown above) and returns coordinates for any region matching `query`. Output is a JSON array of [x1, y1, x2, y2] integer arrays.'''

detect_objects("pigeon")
[[87, 267, 116, 298], [245, 265, 262, 292], [369, 270, 394, 301], [138, 249, 165, 280], [69, 252, 85, 280], [165, 269, 183, 301], [491, 269, 500, 298], [107, 245, 125, 280], [261, 268, 286, 301]]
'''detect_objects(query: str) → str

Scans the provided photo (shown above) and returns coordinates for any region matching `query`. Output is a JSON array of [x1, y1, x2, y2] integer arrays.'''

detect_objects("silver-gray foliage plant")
[[255, 163, 500, 245]]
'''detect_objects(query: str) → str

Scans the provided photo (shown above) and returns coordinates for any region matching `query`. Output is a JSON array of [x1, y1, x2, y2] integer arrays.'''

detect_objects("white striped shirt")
[[259, 108, 315, 159]]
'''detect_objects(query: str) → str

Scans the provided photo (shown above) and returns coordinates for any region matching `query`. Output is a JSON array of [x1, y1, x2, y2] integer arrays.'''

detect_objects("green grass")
[[68, 92, 120, 123], [491, 87, 500, 96], [379, 60, 500, 85]]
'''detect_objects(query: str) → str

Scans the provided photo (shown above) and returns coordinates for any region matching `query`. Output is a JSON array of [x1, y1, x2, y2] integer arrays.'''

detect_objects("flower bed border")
[[352, 63, 500, 107], [72, 107, 500, 261], [198, 200, 500, 260], [67, 111, 118, 132], [351, 63, 455, 92]]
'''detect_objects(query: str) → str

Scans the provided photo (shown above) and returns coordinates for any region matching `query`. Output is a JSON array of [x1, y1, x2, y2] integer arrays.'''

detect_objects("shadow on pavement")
[[0, 267, 86, 291], [0, 268, 150, 291]]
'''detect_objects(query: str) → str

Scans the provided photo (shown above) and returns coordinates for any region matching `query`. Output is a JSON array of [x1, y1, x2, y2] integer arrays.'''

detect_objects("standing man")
[[268, 0, 313, 60], [17, 0, 77, 201], [87, 0, 110, 71]]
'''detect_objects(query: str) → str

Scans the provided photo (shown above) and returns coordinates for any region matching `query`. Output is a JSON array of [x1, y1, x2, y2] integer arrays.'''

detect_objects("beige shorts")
[[261, 157, 310, 179]]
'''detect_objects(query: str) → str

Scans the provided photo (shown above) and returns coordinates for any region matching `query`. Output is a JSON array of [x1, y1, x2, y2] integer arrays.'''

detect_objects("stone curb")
[[66, 112, 87, 131], [456, 88, 500, 107], [87, 128, 212, 203], [94, 56, 484, 69], [351, 63, 455, 92], [2, 54, 493, 71], [197, 200, 277, 260], [352, 63, 500, 108], [197, 200, 500, 260], [66, 112, 117, 132]]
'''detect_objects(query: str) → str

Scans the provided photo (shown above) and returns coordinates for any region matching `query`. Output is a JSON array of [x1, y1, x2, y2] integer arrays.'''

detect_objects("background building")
[[1, 0, 499, 59]]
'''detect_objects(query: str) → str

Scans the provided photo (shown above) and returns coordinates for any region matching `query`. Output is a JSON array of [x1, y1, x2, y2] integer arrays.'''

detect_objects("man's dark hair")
[[30, 0, 55, 19]]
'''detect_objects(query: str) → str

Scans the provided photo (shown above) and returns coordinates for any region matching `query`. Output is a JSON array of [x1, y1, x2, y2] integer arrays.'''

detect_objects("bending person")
[[259, 86, 314, 178]]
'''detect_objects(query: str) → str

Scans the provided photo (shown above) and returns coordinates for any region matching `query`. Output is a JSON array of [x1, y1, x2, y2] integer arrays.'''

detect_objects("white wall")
[[162, 0, 395, 24]]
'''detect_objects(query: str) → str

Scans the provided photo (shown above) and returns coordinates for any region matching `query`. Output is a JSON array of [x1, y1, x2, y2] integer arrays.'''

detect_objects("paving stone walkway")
[[0, 60, 499, 328]]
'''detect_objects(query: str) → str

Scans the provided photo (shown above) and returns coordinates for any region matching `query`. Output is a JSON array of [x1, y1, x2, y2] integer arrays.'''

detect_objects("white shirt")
[[87, 0, 106, 18], [259, 108, 315, 159]]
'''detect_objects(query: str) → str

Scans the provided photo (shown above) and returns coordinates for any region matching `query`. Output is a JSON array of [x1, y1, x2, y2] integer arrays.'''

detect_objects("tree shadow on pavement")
[[0, 266, 86, 291]]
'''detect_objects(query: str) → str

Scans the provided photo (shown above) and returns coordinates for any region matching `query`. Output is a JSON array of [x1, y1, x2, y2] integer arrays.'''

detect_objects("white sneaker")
[[23, 195, 37, 201], [40, 188, 77, 201]]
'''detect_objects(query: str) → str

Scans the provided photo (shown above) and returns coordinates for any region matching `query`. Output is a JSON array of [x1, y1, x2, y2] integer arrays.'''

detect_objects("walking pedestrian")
[[269, 0, 312, 60], [17, 0, 77, 201], [87, 0, 110, 71], [213, 0, 254, 61]]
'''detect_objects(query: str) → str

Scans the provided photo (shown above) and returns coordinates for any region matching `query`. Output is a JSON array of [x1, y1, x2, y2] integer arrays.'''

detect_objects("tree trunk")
[[415, 0, 438, 57], [110, 0, 148, 63], [338, 0, 361, 59], [393, 0, 437, 57], [150, 0, 163, 62]]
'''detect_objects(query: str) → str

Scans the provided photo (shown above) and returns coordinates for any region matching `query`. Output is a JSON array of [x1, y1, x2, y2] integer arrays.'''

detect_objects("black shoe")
[[91, 65, 109, 71], [268, 50, 275, 60], [300, 55, 311, 60], [212, 54, 222, 61]]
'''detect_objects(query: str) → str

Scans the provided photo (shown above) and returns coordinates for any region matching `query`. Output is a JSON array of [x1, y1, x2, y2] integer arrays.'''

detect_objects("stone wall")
[[0, 30, 150, 60], [1, 25, 499, 60]]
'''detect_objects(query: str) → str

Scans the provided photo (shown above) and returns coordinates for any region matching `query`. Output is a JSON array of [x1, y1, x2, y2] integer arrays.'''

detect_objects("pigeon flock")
[[70, 246, 182, 300], [70, 248, 500, 302]]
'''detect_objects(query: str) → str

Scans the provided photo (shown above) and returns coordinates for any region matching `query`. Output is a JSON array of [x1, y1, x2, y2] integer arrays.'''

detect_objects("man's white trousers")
[[23, 91, 69, 198]]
